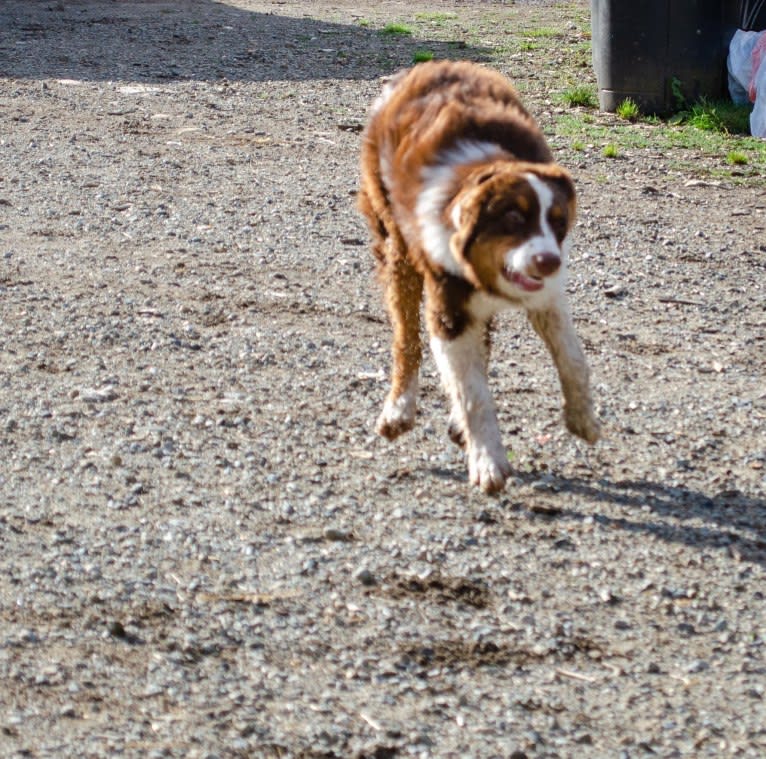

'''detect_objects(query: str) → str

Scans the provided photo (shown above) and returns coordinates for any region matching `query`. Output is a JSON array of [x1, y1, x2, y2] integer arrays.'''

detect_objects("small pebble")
[[107, 620, 127, 639], [355, 568, 377, 587], [322, 527, 352, 542]]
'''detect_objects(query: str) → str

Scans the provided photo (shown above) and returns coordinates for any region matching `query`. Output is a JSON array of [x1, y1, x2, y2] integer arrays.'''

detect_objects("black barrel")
[[591, 0, 735, 114]]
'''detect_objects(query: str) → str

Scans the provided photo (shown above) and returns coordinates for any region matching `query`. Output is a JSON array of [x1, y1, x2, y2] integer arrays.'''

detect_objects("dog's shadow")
[[417, 463, 766, 565], [513, 472, 766, 567]]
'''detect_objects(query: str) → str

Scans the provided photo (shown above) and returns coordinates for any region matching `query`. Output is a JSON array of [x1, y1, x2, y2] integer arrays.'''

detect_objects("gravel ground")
[[1, 1, 765, 757]]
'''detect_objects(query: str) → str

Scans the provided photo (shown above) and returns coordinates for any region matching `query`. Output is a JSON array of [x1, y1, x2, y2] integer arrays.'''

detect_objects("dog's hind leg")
[[376, 245, 424, 440], [527, 305, 600, 444]]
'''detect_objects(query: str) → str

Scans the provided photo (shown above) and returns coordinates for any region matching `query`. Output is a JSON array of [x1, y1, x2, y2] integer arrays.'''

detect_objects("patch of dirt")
[[399, 638, 542, 669], [379, 572, 493, 609]]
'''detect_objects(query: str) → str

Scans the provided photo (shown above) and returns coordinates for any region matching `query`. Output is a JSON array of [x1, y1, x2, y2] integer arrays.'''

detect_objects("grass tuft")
[[616, 97, 640, 122], [561, 86, 596, 109], [602, 143, 619, 158], [674, 99, 752, 135], [412, 50, 435, 63], [727, 150, 748, 165], [524, 26, 560, 38], [381, 22, 412, 36], [687, 101, 725, 132]]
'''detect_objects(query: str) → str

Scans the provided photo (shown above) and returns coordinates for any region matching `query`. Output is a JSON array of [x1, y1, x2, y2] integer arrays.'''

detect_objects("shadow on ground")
[[522, 474, 766, 567], [394, 458, 765, 565], [0, 0, 487, 83]]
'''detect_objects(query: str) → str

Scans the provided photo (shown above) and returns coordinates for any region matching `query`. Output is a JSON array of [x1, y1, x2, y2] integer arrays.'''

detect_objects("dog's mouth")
[[503, 268, 544, 292]]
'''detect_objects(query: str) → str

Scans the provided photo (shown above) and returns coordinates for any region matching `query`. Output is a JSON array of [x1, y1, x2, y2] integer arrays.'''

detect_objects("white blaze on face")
[[508, 173, 561, 272]]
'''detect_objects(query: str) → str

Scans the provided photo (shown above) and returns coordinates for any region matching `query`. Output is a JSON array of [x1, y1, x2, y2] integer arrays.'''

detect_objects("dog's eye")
[[548, 212, 568, 240], [502, 208, 526, 230]]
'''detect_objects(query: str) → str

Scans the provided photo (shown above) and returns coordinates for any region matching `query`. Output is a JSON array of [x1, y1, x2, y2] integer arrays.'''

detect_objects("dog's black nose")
[[532, 252, 561, 277]]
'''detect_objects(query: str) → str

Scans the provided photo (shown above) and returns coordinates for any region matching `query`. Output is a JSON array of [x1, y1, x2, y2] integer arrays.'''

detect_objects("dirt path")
[[1, 1, 765, 757]]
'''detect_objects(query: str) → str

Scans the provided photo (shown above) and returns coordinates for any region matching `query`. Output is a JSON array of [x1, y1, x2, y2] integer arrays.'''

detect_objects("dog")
[[358, 60, 600, 493]]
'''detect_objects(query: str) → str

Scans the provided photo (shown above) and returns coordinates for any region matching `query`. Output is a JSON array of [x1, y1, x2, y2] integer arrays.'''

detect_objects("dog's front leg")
[[430, 324, 511, 493], [528, 305, 600, 444]]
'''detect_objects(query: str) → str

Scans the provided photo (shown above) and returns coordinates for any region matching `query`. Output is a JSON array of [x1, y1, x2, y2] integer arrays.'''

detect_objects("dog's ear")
[[447, 191, 485, 289]]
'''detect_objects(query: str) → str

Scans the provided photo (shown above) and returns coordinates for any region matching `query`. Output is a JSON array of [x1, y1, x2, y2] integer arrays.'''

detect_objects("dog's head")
[[447, 162, 576, 304]]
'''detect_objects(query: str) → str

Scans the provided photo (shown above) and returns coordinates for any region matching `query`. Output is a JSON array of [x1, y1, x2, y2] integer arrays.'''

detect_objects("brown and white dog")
[[358, 61, 600, 493]]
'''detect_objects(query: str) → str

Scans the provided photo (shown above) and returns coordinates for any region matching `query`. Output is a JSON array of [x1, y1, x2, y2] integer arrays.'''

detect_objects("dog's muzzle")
[[503, 251, 561, 292]]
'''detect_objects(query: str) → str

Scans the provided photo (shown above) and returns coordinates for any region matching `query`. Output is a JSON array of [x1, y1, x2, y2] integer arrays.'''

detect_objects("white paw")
[[376, 393, 416, 440], [467, 444, 512, 493]]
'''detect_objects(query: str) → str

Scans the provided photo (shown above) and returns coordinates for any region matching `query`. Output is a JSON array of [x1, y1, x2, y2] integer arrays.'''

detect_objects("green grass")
[[560, 85, 596, 109], [615, 98, 640, 122], [674, 99, 752, 135], [523, 26, 560, 38], [554, 108, 766, 178], [381, 22, 412, 36], [517, 26, 561, 52], [683, 101, 727, 132], [726, 150, 749, 165], [412, 50, 434, 63]]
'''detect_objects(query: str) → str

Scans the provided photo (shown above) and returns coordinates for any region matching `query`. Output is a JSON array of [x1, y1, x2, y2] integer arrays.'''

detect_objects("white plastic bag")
[[728, 29, 762, 104], [750, 52, 766, 137], [749, 34, 766, 98], [727, 29, 766, 137]]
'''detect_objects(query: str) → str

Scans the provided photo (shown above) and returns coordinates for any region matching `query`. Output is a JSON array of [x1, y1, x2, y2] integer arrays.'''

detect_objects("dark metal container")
[[591, 0, 742, 114]]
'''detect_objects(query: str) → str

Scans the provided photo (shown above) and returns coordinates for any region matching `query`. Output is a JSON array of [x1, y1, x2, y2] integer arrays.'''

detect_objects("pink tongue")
[[507, 270, 543, 292]]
